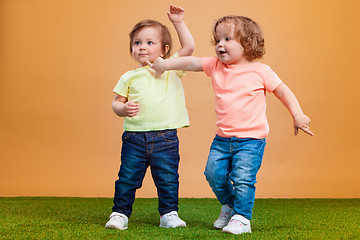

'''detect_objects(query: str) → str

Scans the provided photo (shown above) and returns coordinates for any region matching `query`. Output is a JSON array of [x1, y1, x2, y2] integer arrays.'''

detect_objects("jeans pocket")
[[162, 130, 178, 143], [255, 138, 266, 155], [122, 131, 135, 141], [241, 138, 266, 156]]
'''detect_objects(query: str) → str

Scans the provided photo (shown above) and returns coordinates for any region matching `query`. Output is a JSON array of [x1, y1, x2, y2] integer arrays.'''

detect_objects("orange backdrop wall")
[[1, 0, 359, 198]]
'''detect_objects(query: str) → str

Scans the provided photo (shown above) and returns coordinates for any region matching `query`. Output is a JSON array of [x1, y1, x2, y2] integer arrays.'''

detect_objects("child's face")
[[131, 26, 167, 67], [214, 22, 248, 65]]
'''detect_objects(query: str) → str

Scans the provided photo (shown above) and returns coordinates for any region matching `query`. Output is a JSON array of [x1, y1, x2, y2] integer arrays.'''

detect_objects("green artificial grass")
[[0, 198, 359, 239]]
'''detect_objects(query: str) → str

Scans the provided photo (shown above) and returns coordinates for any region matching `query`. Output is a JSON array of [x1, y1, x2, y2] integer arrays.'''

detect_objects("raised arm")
[[149, 56, 203, 76], [167, 5, 194, 57], [273, 83, 314, 136]]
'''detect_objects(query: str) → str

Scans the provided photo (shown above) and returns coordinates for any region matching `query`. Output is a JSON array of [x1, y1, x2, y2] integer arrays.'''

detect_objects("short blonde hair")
[[212, 16, 265, 61], [129, 20, 172, 59]]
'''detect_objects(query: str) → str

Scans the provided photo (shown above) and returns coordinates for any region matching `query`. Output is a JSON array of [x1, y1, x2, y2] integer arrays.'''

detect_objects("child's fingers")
[[296, 125, 314, 136], [126, 104, 139, 117], [302, 127, 314, 136], [294, 127, 298, 136], [127, 111, 138, 117], [147, 67, 156, 76], [169, 5, 184, 14], [146, 61, 152, 67], [127, 106, 139, 111], [129, 105, 138, 109], [293, 115, 313, 136], [126, 101, 139, 108]]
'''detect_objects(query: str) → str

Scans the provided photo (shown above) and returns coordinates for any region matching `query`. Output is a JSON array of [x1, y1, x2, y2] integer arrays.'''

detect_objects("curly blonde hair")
[[212, 15, 265, 61]]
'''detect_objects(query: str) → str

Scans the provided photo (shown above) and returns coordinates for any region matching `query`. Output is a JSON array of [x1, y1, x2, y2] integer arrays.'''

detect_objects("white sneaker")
[[159, 211, 186, 228], [214, 205, 234, 229], [222, 214, 251, 234], [105, 212, 128, 230]]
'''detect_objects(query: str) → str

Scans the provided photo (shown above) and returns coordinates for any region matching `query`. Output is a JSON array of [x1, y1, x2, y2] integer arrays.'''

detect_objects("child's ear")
[[161, 45, 170, 58]]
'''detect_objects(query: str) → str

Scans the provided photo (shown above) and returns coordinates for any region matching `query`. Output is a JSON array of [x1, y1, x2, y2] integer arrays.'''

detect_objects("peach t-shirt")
[[202, 57, 282, 139]]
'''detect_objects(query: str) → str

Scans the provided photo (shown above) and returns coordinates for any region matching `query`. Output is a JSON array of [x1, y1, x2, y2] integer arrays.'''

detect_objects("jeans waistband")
[[126, 129, 176, 134], [215, 135, 265, 142]]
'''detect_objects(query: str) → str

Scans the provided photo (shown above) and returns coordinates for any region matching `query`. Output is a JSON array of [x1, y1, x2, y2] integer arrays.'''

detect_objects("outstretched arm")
[[273, 83, 314, 136], [167, 5, 194, 57], [149, 56, 203, 76]]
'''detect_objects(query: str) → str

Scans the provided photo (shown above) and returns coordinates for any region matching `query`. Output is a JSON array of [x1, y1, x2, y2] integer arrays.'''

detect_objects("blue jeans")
[[112, 130, 180, 218], [204, 135, 266, 220]]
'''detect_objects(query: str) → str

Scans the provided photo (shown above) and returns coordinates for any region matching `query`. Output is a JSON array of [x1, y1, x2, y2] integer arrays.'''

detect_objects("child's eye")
[[147, 41, 153, 45], [134, 41, 140, 45], [225, 37, 231, 41]]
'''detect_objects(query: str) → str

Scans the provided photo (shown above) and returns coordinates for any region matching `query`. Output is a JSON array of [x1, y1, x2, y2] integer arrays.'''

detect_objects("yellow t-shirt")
[[113, 56, 189, 131]]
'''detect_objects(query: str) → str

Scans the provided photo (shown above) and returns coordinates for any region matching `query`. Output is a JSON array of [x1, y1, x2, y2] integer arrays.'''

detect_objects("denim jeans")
[[204, 135, 266, 220], [112, 130, 180, 218]]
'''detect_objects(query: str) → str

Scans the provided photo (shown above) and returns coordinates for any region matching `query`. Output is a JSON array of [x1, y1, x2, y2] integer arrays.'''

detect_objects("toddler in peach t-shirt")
[[150, 15, 313, 235]]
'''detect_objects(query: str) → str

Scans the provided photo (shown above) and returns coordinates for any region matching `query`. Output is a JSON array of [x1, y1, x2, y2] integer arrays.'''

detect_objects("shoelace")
[[228, 219, 243, 226], [163, 213, 179, 221], [167, 213, 178, 219], [113, 215, 126, 221], [219, 212, 230, 218]]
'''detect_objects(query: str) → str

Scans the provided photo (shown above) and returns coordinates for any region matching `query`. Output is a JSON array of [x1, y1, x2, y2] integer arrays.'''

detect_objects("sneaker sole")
[[159, 223, 186, 228], [214, 221, 229, 229], [105, 223, 128, 230], [222, 228, 251, 234], [214, 224, 226, 229]]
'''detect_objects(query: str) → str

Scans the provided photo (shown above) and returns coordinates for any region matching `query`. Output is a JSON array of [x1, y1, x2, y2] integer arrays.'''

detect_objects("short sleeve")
[[263, 65, 282, 93], [113, 71, 132, 97], [202, 57, 219, 77]]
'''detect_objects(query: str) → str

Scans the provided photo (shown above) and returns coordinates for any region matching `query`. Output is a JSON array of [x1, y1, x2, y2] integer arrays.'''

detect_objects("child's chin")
[[218, 57, 228, 63], [139, 60, 150, 66]]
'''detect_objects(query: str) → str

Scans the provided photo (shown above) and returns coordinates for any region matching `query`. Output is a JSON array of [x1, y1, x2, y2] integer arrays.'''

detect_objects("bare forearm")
[[167, 5, 194, 57], [274, 83, 303, 118], [163, 56, 203, 71], [273, 83, 314, 136], [173, 21, 195, 56], [112, 101, 126, 117], [149, 56, 203, 76], [112, 95, 139, 117]]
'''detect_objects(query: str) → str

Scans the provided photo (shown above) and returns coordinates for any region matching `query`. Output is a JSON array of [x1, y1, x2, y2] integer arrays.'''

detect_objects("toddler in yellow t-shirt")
[[105, 5, 194, 230]]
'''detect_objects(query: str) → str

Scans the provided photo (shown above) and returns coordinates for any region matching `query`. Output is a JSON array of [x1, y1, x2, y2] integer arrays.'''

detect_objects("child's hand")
[[167, 5, 184, 24], [124, 101, 139, 117], [147, 58, 165, 77], [294, 114, 314, 136]]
